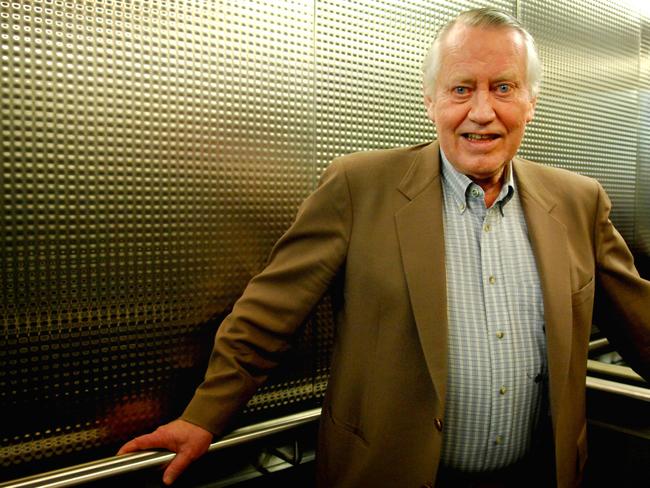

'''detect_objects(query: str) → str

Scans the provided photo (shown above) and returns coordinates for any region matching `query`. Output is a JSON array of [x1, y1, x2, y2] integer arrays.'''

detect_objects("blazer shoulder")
[[515, 157, 602, 203], [327, 142, 433, 182]]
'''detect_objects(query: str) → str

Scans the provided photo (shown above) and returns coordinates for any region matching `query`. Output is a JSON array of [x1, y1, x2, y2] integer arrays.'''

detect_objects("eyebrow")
[[448, 77, 475, 86], [448, 72, 521, 85], [491, 73, 520, 84]]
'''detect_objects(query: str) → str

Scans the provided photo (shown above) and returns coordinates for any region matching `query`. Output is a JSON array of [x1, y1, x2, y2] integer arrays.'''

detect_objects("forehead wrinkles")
[[439, 25, 527, 80]]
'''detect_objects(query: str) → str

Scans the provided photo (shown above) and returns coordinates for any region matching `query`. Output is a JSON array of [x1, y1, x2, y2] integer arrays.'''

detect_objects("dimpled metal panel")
[[636, 15, 650, 258], [519, 0, 641, 242], [210, 0, 319, 421], [0, 0, 315, 479], [314, 0, 515, 174]]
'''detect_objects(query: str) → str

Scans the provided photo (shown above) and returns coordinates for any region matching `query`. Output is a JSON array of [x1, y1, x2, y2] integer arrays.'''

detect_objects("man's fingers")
[[118, 437, 195, 485], [162, 451, 194, 486], [115, 420, 213, 484], [117, 431, 166, 455], [116, 438, 140, 455]]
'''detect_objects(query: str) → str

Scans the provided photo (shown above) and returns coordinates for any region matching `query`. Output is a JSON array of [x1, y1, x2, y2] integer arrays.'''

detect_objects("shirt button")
[[470, 187, 480, 198], [496, 331, 504, 339], [483, 224, 491, 232], [499, 386, 507, 395], [495, 435, 503, 445], [459, 202, 466, 212], [434, 417, 443, 432], [488, 275, 496, 285]]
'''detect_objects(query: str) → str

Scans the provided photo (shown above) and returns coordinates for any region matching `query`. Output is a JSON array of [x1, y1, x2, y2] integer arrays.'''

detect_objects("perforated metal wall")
[[1, 0, 318, 478], [636, 16, 650, 258], [519, 0, 642, 241], [1, 0, 649, 481]]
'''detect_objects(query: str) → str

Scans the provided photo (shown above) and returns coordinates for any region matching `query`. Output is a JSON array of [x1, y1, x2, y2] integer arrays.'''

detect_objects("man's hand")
[[117, 419, 213, 485]]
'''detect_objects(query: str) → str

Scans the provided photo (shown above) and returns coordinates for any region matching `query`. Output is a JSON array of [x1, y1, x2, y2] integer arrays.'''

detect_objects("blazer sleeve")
[[593, 182, 650, 382], [181, 160, 352, 435]]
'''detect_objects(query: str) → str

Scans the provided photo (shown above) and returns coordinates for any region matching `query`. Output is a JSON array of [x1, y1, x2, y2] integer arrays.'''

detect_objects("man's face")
[[424, 24, 536, 183]]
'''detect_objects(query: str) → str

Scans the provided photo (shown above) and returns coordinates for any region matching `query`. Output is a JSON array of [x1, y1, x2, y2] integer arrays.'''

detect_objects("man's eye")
[[453, 86, 468, 95], [496, 84, 511, 93]]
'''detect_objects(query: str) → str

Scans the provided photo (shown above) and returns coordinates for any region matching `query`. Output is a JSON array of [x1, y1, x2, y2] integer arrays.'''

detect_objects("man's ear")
[[526, 96, 537, 123], [423, 93, 436, 124]]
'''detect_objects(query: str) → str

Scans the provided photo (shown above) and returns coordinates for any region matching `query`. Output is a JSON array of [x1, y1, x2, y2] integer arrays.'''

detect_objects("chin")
[[459, 159, 505, 177]]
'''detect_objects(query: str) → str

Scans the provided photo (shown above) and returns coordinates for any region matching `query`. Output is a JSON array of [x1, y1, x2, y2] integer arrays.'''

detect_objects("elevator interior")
[[1, 0, 649, 486]]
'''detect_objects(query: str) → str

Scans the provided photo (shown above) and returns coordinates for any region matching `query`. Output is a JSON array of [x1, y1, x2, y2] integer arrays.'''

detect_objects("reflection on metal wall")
[[519, 0, 641, 241], [0, 0, 318, 478], [636, 17, 650, 258], [1, 0, 649, 481]]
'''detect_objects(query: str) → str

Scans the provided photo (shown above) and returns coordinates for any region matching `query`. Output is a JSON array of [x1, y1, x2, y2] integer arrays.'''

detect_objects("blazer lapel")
[[515, 157, 573, 426], [395, 142, 448, 406], [392, 148, 574, 421]]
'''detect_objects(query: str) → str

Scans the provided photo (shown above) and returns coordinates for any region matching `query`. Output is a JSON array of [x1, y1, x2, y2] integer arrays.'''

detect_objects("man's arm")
[[117, 159, 353, 482], [593, 182, 650, 381]]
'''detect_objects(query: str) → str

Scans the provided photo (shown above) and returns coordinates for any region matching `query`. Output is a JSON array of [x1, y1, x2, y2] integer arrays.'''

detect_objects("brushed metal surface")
[[519, 0, 641, 242], [1, 0, 318, 479], [636, 15, 650, 256]]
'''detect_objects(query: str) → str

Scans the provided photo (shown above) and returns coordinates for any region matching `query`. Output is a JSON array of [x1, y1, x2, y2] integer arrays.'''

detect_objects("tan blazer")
[[183, 141, 650, 488]]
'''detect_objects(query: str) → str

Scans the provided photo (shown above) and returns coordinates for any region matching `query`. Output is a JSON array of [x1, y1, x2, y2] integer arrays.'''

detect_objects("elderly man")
[[119, 8, 650, 488]]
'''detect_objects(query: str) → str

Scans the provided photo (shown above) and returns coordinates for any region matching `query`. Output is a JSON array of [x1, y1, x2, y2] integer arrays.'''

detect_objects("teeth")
[[466, 134, 494, 140]]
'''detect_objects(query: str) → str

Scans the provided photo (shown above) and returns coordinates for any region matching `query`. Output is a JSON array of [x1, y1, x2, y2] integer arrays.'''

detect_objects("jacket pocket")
[[325, 405, 369, 447], [317, 406, 369, 488], [571, 275, 595, 307]]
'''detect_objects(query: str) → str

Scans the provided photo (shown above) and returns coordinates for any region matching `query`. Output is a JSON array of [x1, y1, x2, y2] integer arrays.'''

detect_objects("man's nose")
[[468, 91, 496, 125]]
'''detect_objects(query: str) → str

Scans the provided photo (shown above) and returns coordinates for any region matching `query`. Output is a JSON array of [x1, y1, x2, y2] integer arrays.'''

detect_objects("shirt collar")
[[440, 148, 516, 215]]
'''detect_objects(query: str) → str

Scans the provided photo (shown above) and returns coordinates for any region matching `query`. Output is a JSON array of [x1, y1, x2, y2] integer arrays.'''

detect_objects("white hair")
[[422, 8, 542, 100]]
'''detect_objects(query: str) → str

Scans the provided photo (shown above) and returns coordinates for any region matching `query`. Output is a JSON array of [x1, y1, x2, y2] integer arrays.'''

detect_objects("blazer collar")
[[397, 141, 441, 201], [513, 156, 557, 213]]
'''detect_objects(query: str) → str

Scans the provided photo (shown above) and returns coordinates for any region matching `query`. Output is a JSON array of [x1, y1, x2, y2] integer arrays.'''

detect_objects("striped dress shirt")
[[439, 150, 547, 472]]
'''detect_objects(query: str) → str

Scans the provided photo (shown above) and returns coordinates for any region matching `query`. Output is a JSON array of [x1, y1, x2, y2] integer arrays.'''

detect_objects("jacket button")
[[434, 417, 443, 432]]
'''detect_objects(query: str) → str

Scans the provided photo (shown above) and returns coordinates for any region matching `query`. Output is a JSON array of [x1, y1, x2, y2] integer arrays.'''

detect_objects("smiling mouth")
[[463, 133, 500, 141]]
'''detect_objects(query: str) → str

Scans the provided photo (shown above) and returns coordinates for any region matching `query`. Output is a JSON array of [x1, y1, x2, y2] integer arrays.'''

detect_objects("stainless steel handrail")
[[587, 337, 649, 396], [588, 337, 610, 352], [0, 408, 322, 488], [586, 359, 645, 383], [586, 376, 650, 402]]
